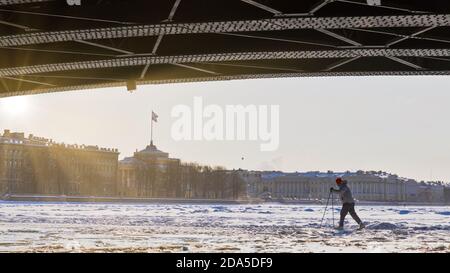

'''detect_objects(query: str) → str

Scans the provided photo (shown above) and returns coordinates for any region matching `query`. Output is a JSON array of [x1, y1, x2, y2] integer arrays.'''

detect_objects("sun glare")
[[0, 96, 30, 116]]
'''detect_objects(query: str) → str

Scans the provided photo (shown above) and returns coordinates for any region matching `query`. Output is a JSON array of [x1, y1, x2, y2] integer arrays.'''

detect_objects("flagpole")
[[151, 111, 158, 146], [151, 112, 153, 145]]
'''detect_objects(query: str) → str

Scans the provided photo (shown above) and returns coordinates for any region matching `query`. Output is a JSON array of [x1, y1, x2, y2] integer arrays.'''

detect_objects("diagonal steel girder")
[[1, 14, 450, 47], [0, 0, 53, 5], [4, 70, 450, 99], [1, 48, 449, 77]]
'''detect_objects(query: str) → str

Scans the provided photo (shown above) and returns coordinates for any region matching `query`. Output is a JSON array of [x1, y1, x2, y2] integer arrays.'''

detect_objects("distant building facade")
[[243, 171, 410, 202], [237, 170, 262, 199], [118, 142, 246, 199], [405, 181, 445, 203], [0, 130, 119, 196], [118, 142, 181, 197], [0, 128, 246, 200], [2, 129, 447, 202], [444, 187, 450, 204]]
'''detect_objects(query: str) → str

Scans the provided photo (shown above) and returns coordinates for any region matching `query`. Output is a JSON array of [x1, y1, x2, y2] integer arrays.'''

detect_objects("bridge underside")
[[1, 0, 450, 97]]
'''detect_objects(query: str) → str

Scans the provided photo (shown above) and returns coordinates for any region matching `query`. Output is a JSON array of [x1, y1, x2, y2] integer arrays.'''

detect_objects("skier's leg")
[[339, 204, 349, 227], [348, 203, 362, 224]]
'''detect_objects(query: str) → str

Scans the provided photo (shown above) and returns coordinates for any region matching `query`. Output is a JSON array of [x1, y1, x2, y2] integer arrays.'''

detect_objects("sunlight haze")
[[1, 76, 449, 182]]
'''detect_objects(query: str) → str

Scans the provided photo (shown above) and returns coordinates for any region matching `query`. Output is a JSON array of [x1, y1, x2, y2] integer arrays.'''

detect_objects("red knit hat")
[[336, 177, 343, 185]]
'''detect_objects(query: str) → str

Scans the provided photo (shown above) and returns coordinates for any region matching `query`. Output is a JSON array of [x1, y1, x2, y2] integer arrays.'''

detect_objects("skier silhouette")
[[330, 178, 365, 230]]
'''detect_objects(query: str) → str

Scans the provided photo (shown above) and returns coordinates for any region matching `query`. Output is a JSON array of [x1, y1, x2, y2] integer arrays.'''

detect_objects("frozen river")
[[0, 201, 449, 253]]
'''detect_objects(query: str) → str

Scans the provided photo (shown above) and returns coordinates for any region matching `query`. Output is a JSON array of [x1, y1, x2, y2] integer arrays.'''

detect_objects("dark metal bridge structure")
[[1, 0, 450, 97]]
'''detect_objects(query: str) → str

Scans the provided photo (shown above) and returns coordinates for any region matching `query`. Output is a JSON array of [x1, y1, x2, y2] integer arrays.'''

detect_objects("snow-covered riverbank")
[[0, 202, 449, 253]]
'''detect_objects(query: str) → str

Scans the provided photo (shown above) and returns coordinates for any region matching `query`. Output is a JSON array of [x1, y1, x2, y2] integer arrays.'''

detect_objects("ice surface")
[[0, 202, 449, 253], [367, 222, 401, 230], [436, 211, 450, 216], [398, 210, 413, 215]]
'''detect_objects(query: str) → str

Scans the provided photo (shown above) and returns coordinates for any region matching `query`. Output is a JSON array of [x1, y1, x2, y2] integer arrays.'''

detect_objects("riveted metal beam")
[[4, 70, 450, 99], [0, 0, 53, 5], [1, 48, 448, 77], [1, 14, 450, 47]]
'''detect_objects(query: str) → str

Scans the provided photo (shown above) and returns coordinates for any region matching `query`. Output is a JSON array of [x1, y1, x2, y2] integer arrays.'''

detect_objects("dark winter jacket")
[[331, 180, 355, 204]]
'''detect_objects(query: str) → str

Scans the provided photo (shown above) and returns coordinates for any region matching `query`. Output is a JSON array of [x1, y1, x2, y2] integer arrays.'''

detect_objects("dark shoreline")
[[1, 195, 448, 206], [1, 194, 263, 205]]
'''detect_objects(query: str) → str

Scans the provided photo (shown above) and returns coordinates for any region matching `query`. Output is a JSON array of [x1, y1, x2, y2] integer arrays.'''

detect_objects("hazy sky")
[[1, 76, 450, 182]]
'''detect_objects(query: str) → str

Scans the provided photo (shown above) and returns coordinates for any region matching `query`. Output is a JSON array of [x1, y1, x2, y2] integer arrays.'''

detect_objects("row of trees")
[[119, 161, 247, 200], [179, 164, 245, 199]]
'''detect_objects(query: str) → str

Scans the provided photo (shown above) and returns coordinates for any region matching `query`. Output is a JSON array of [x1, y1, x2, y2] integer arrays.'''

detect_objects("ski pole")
[[331, 191, 335, 227], [320, 191, 332, 227]]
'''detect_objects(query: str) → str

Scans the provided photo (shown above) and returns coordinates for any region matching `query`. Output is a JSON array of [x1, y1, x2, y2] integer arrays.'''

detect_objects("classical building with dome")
[[118, 141, 181, 197]]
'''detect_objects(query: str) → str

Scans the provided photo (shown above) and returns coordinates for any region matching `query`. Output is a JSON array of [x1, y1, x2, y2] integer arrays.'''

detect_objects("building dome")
[[134, 142, 169, 160]]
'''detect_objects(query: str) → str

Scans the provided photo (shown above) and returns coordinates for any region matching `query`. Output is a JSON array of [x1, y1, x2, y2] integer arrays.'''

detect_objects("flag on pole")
[[152, 111, 159, 122]]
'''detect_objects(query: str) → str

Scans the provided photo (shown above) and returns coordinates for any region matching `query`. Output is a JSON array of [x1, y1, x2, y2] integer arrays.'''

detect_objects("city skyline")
[[1, 76, 450, 182]]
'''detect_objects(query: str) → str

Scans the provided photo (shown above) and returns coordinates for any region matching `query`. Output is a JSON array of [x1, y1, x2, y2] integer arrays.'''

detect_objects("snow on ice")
[[0, 202, 449, 253]]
